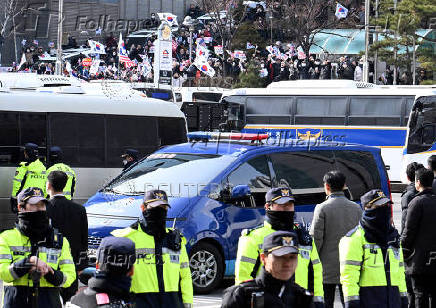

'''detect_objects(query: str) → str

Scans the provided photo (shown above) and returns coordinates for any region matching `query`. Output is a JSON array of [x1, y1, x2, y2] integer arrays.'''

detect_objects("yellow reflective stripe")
[[312, 259, 321, 265], [184, 304, 193, 308], [0, 254, 12, 260], [8, 264, 19, 280], [363, 244, 380, 249], [399, 262, 404, 267], [180, 262, 189, 268], [313, 296, 324, 303], [240, 256, 257, 264], [59, 259, 74, 265], [136, 248, 155, 255], [59, 273, 67, 287], [342, 260, 362, 266], [345, 295, 360, 302], [9, 246, 31, 253], [13, 178, 23, 183], [400, 292, 407, 297], [299, 245, 312, 250], [162, 248, 181, 255], [39, 247, 61, 254]]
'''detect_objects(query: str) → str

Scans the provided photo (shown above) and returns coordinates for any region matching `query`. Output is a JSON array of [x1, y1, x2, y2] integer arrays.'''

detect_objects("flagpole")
[[363, 0, 370, 83], [118, 33, 121, 79], [55, 0, 64, 75]]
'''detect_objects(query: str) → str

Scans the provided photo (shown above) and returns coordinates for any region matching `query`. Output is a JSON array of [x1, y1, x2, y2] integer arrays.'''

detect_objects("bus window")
[[0, 112, 19, 166], [20, 112, 47, 148], [422, 125, 436, 145], [296, 96, 347, 116], [106, 115, 159, 167], [333, 150, 381, 200], [295, 96, 347, 125], [406, 96, 436, 154], [404, 98, 415, 124], [158, 117, 188, 145], [349, 96, 402, 126], [246, 96, 292, 115], [50, 113, 105, 167]]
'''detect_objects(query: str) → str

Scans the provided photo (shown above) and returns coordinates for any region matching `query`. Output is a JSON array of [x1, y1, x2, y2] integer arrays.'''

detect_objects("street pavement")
[[0, 193, 402, 307]]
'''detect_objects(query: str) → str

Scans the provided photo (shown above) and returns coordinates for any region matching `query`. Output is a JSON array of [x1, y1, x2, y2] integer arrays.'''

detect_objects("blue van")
[[85, 133, 391, 293]]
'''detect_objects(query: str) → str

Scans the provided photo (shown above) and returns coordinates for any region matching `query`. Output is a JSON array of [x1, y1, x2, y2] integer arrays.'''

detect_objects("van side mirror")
[[231, 185, 251, 200]]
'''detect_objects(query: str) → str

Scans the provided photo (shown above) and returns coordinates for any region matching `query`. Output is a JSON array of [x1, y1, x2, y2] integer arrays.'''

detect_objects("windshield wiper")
[[123, 191, 144, 196], [100, 187, 118, 193]]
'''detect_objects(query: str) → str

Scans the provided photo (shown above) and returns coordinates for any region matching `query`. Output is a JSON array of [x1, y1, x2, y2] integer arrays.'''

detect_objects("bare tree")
[[198, 0, 248, 50], [0, 0, 22, 64], [0, 0, 20, 38], [276, 0, 359, 56]]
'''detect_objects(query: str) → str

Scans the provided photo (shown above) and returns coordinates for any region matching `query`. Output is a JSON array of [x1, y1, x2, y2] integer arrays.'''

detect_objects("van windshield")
[[104, 153, 236, 196]]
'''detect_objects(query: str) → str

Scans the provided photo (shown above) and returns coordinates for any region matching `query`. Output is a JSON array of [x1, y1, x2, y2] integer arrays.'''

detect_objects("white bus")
[[221, 80, 436, 182], [0, 73, 187, 229]]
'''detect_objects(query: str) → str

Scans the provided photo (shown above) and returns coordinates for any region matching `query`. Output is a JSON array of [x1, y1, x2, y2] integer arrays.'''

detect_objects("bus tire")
[[189, 242, 224, 294]]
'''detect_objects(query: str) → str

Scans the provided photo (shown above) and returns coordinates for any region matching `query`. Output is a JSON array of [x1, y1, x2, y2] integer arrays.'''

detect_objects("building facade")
[[0, 0, 193, 65]]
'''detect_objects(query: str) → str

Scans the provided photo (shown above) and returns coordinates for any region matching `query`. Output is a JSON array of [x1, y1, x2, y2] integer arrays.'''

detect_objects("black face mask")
[[361, 206, 391, 245], [142, 207, 167, 237], [17, 210, 50, 241], [266, 210, 294, 231]]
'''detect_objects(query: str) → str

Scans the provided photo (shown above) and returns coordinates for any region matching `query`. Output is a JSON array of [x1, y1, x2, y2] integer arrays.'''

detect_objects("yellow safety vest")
[[0, 228, 76, 288], [112, 224, 193, 306], [339, 225, 407, 307], [47, 163, 76, 200], [12, 159, 47, 197]]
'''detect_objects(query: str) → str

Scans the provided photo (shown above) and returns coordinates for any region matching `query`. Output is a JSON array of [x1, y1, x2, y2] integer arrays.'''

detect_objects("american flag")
[[118, 33, 136, 68]]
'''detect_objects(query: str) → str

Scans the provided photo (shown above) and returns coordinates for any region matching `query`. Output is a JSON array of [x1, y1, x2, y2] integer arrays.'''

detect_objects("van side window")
[[269, 151, 335, 205], [226, 155, 271, 207], [333, 151, 381, 200]]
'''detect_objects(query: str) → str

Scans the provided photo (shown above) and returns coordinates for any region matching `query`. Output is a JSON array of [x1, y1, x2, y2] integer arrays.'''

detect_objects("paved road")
[[0, 194, 403, 307]]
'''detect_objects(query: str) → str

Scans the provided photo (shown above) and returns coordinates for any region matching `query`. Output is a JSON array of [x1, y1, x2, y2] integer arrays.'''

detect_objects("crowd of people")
[[8, 3, 430, 87]]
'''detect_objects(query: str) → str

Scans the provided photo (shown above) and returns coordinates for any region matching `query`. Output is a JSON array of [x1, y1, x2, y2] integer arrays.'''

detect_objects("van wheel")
[[189, 242, 224, 294]]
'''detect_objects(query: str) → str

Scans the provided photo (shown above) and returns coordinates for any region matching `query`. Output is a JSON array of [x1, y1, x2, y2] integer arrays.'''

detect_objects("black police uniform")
[[69, 237, 136, 308], [68, 274, 132, 308], [121, 149, 139, 171], [222, 269, 311, 308], [222, 231, 312, 308]]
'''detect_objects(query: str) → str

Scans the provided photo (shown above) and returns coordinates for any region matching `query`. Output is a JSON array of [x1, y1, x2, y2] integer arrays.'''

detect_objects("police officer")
[[121, 149, 139, 171], [0, 187, 76, 308], [222, 231, 311, 308], [111, 189, 193, 308], [339, 189, 407, 308], [235, 187, 324, 307], [11, 143, 47, 212], [68, 236, 136, 308], [47, 146, 76, 200]]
